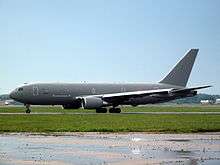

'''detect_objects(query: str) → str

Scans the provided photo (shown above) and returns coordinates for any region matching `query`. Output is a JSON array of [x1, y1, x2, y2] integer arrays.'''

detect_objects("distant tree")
[[170, 93, 220, 104]]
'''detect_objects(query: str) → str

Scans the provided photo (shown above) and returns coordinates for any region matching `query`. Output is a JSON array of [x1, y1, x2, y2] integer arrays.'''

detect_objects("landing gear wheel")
[[96, 108, 107, 113], [109, 108, 114, 113], [26, 109, 31, 113], [109, 108, 121, 113], [25, 104, 31, 114]]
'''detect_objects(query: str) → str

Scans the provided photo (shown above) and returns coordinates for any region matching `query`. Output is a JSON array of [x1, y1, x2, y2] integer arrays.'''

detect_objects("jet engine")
[[82, 97, 107, 109]]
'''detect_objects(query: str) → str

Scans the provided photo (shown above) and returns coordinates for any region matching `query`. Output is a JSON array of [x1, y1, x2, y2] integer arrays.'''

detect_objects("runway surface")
[[0, 112, 220, 115], [0, 133, 220, 165]]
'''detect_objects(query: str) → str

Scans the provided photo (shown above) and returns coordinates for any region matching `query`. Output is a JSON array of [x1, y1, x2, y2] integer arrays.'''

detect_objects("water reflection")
[[0, 133, 219, 165]]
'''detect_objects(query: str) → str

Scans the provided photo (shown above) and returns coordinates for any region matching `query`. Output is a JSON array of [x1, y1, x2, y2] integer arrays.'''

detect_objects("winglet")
[[159, 49, 199, 87]]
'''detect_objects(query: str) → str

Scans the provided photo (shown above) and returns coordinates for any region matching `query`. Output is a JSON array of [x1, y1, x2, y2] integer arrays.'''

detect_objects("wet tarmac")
[[0, 133, 220, 165]]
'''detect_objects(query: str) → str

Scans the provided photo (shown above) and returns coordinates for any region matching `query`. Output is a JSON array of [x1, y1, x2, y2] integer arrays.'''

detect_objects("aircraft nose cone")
[[9, 90, 16, 100]]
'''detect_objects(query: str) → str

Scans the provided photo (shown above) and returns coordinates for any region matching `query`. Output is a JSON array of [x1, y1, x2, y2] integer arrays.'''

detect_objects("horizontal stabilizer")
[[172, 85, 212, 93]]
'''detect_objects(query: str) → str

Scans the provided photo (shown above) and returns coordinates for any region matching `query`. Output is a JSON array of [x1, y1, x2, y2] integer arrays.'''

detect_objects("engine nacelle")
[[82, 97, 106, 109]]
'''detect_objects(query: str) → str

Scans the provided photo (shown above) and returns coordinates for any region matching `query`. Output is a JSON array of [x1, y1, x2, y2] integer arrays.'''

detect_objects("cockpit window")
[[18, 88, 23, 91]]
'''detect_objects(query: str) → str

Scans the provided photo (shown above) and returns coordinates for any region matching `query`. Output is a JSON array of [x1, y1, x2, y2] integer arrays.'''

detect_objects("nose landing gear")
[[25, 104, 31, 113]]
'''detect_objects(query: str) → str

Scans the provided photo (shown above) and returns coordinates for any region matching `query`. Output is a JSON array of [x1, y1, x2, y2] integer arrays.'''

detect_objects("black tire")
[[109, 108, 121, 113], [96, 108, 107, 113], [115, 108, 121, 113], [109, 108, 114, 113], [26, 109, 31, 113]]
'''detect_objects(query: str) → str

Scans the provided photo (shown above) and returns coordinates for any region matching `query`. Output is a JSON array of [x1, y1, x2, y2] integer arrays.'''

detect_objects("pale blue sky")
[[0, 0, 219, 94]]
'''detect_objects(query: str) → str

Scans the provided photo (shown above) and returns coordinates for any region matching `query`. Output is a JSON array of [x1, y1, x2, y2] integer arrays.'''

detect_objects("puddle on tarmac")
[[0, 133, 220, 165]]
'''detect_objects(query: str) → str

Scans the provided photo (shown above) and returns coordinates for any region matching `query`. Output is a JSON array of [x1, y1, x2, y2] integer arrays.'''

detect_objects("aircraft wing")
[[77, 85, 211, 105], [77, 88, 173, 101], [101, 85, 211, 103], [101, 88, 173, 102]]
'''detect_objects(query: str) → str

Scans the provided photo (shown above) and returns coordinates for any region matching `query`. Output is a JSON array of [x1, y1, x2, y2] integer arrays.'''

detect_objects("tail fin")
[[159, 49, 199, 87]]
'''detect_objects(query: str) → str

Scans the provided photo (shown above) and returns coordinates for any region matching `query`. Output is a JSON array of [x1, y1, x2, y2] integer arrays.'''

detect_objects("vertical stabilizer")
[[159, 49, 199, 87]]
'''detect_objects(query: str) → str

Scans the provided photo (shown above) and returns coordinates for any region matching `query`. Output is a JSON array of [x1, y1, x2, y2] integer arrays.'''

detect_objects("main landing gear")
[[96, 108, 108, 113], [95, 107, 121, 113], [109, 107, 121, 113], [25, 104, 31, 113]]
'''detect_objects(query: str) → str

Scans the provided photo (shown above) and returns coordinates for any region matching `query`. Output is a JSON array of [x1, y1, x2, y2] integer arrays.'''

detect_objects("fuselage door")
[[33, 85, 39, 96]]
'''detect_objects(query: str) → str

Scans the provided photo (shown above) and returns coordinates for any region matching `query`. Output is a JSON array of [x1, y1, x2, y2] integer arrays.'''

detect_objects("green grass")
[[123, 105, 220, 112], [0, 106, 94, 113], [1, 105, 220, 113], [0, 114, 220, 133], [0, 106, 220, 133]]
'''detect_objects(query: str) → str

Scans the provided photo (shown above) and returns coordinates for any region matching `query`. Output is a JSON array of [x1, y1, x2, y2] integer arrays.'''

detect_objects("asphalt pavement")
[[0, 112, 220, 115]]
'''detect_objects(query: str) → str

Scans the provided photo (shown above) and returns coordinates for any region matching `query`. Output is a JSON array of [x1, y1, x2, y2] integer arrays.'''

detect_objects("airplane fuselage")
[[9, 49, 209, 113], [10, 83, 193, 108]]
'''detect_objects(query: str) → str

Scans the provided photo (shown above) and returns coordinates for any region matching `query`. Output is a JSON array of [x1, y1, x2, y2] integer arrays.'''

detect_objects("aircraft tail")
[[159, 49, 199, 87]]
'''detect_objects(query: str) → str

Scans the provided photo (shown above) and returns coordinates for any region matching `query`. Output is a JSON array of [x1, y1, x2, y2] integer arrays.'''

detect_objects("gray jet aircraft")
[[9, 49, 211, 113]]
